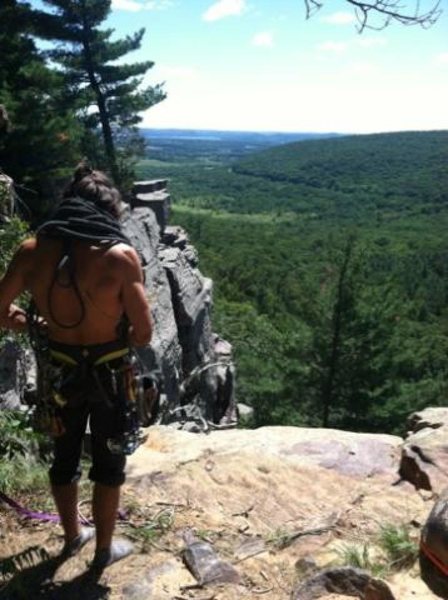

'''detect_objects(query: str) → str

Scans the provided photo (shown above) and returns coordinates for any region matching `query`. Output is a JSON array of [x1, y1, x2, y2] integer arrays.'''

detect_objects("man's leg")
[[51, 482, 80, 543], [92, 482, 120, 550], [89, 392, 133, 569], [49, 403, 92, 553]]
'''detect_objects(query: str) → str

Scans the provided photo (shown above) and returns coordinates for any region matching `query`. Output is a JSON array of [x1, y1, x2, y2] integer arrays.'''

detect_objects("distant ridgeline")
[[136, 129, 448, 436], [231, 130, 448, 217], [141, 128, 342, 163]]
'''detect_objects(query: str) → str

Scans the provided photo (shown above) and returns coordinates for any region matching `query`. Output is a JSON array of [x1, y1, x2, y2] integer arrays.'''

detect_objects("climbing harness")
[[26, 301, 66, 438], [26, 304, 159, 455]]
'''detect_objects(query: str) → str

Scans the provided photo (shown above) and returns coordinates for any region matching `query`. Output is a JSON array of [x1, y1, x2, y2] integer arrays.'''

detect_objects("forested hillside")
[[138, 130, 448, 435]]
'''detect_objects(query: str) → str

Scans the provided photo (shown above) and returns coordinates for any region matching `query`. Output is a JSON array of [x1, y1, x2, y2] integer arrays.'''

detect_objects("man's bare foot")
[[61, 527, 95, 558], [90, 538, 134, 571]]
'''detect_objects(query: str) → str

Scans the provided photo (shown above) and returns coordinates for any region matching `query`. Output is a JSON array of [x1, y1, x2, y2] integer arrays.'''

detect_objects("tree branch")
[[303, 0, 442, 31]]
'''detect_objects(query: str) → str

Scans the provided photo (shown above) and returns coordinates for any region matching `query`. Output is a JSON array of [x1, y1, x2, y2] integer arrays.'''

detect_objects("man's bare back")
[[0, 236, 152, 346]]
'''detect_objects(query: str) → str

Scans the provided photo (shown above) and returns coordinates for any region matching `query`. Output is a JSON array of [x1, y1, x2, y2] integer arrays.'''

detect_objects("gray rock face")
[[400, 408, 448, 493], [0, 171, 14, 221], [292, 566, 396, 600], [0, 339, 28, 409], [120, 188, 237, 428]]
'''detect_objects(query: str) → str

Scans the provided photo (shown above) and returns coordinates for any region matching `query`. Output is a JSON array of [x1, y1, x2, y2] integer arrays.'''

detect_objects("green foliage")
[[124, 507, 174, 553], [0, 217, 28, 274], [335, 523, 418, 577], [139, 129, 448, 434], [0, 411, 50, 495], [335, 542, 385, 576], [0, 217, 29, 347], [0, 0, 81, 206], [378, 523, 419, 570], [234, 131, 448, 219], [36, 0, 166, 187]]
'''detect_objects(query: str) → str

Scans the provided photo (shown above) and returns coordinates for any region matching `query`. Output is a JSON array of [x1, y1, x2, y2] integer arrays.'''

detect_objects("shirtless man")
[[0, 164, 152, 569]]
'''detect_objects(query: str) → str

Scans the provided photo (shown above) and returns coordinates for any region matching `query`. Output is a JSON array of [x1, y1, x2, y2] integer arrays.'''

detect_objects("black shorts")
[[47, 339, 131, 487]]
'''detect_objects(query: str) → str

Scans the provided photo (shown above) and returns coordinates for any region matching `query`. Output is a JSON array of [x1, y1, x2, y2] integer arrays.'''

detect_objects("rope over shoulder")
[[36, 196, 130, 245]]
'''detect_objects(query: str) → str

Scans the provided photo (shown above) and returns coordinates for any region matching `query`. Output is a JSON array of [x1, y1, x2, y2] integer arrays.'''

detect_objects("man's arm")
[[0, 239, 33, 333], [120, 247, 153, 347]]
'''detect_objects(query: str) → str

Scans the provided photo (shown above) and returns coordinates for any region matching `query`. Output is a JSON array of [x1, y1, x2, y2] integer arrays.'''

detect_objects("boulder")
[[127, 425, 414, 542], [292, 567, 396, 600], [400, 408, 448, 493], [129, 425, 403, 483], [182, 530, 241, 585]]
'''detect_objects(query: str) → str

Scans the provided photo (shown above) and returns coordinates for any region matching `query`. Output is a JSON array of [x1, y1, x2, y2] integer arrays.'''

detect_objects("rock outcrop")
[[1, 423, 444, 599], [399, 407, 448, 494], [121, 180, 237, 428], [0, 170, 14, 222], [0, 339, 30, 410]]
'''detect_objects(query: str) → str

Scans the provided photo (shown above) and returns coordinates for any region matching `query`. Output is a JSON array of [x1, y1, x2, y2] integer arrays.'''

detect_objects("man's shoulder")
[[104, 243, 140, 267]]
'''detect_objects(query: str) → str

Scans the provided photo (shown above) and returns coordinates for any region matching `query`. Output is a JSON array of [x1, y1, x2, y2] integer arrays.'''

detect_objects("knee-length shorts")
[[46, 340, 131, 487]]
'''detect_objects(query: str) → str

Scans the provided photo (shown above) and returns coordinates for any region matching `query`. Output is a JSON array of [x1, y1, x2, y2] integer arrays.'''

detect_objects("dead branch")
[[303, 0, 442, 31]]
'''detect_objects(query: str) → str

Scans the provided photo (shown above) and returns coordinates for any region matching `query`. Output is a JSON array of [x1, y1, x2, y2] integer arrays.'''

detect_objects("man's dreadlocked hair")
[[63, 160, 122, 219]]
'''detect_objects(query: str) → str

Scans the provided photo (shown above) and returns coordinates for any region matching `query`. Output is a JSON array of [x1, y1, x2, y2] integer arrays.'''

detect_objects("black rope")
[[36, 196, 130, 245], [47, 239, 86, 329]]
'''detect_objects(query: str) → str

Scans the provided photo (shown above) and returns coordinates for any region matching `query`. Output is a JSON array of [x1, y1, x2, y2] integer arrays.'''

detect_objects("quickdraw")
[[25, 301, 66, 438]]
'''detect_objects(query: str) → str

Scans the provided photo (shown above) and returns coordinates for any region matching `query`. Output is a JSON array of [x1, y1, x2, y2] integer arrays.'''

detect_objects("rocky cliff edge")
[[2, 411, 448, 599]]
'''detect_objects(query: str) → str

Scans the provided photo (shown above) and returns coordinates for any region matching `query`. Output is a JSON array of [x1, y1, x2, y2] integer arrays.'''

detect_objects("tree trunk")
[[80, 5, 119, 184]]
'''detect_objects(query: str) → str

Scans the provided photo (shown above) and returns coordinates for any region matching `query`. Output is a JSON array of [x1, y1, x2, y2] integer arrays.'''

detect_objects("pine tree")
[[36, 0, 166, 186], [0, 0, 81, 209]]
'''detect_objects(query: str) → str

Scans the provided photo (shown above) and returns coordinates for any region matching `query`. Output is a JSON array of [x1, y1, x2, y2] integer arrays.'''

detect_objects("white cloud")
[[321, 11, 356, 25], [202, 0, 247, 22], [112, 0, 172, 11], [252, 32, 274, 47], [317, 41, 348, 53]]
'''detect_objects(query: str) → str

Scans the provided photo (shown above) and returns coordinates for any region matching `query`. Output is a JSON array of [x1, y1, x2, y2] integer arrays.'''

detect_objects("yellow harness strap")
[[49, 347, 129, 366]]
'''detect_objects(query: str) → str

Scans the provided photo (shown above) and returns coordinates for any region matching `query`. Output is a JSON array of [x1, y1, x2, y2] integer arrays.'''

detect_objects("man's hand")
[[0, 303, 27, 333]]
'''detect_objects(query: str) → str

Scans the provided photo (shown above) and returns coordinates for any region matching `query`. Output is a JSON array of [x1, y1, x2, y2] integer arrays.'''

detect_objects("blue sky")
[[38, 0, 448, 133]]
